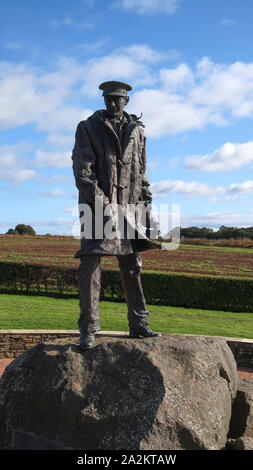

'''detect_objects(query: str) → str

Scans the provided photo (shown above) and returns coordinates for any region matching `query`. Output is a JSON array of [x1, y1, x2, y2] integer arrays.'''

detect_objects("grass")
[[183, 243, 253, 254], [1, 235, 253, 278], [0, 294, 253, 339]]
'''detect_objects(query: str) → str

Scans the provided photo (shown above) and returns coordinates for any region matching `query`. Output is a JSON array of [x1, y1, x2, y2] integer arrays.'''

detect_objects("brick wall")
[[227, 340, 253, 368], [0, 330, 80, 358], [0, 331, 253, 368]]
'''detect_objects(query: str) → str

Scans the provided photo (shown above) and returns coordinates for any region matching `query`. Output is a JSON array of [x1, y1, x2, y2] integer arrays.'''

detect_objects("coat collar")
[[88, 109, 144, 129]]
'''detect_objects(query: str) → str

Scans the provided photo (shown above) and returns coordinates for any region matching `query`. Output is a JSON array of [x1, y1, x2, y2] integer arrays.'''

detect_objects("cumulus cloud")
[[47, 134, 75, 147], [36, 105, 92, 134], [180, 211, 253, 229], [81, 46, 160, 96], [227, 180, 253, 194], [110, 0, 179, 15], [185, 141, 253, 172], [129, 89, 209, 136], [122, 44, 169, 63], [2, 53, 253, 141], [39, 188, 67, 197], [0, 58, 90, 135], [129, 57, 253, 137], [34, 150, 72, 168], [38, 174, 72, 185], [190, 58, 253, 119], [0, 144, 37, 183], [50, 188, 67, 197], [151, 177, 253, 201], [151, 179, 225, 198], [159, 63, 194, 92]]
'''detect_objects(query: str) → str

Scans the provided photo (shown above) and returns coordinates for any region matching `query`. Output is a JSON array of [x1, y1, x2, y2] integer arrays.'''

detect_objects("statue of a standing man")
[[72, 81, 161, 349]]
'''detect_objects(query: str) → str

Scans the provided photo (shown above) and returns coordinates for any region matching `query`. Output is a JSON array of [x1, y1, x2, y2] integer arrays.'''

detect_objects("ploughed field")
[[1, 234, 253, 279]]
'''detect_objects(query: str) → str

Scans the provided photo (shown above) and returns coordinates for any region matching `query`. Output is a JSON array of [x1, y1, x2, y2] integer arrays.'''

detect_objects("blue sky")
[[1, 0, 253, 235]]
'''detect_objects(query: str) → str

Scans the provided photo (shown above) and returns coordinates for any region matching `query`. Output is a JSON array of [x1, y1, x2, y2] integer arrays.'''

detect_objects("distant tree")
[[199, 227, 214, 239], [6, 228, 16, 235], [180, 227, 204, 238], [14, 224, 36, 235], [235, 228, 251, 239], [162, 225, 253, 241], [217, 226, 238, 239]]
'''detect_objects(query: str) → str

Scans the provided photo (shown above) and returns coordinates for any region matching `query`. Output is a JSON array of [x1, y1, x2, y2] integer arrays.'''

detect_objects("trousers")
[[77, 253, 150, 333]]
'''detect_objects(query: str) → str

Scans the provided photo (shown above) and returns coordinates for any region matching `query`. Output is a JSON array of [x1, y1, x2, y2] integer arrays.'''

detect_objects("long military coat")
[[72, 109, 159, 257]]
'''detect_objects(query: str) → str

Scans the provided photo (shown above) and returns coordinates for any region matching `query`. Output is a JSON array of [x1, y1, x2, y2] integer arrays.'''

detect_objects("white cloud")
[[0, 58, 87, 133], [0, 144, 37, 183], [151, 177, 253, 200], [0, 168, 36, 183], [151, 179, 225, 198], [160, 63, 194, 92], [224, 195, 239, 201], [129, 89, 209, 137], [39, 188, 67, 198], [129, 57, 253, 137], [47, 134, 75, 147], [2, 53, 253, 141], [63, 206, 75, 213], [153, 208, 253, 234], [122, 44, 167, 63], [180, 211, 253, 229], [34, 150, 72, 168], [111, 0, 179, 15], [36, 105, 92, 134], [49, 14, 93, 30], [190, 58, 253, 119], [81, 50, 158, 96], [38, 174, 72, 185], [50, 188, 67, 197], [220, 18, 235, 27], [228, 180, 253, 194], [185, 141, 253, 172]]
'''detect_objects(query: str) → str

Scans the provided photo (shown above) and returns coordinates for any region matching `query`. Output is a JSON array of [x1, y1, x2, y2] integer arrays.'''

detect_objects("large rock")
[[0, 334, 237, 450], [228, 378, 253, 439], [227, 437, 253, 450]]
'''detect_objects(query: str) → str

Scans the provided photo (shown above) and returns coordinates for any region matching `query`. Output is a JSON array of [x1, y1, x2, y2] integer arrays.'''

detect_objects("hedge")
[[0, 261, 253, 312]]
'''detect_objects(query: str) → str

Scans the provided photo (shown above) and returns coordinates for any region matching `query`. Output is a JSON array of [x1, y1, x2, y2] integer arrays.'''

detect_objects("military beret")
[[99, 81, 132, 97]]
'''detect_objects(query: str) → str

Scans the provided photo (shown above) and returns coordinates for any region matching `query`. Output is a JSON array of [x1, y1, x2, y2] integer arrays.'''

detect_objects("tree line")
[[179, 226, 253, 240], [5, 224, 253, 240]]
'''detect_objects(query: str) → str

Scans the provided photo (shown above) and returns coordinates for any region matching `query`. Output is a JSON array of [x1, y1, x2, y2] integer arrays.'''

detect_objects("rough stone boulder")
[[227, 437, 253, 450], [0, 334, 237, 450], [228, 378, 253, 440]]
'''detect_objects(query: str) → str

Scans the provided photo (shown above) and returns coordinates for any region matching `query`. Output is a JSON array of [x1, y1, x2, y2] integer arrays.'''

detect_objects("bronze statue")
[[72, 80, 161, 349]]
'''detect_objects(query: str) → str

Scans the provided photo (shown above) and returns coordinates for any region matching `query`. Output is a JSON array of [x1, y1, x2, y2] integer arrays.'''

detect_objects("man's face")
[[104, 95, 129, 118]]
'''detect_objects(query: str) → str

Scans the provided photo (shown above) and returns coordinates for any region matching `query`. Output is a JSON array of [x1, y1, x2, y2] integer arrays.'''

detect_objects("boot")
[[129, 325, 162, 339], [79, 332, 96, 350]]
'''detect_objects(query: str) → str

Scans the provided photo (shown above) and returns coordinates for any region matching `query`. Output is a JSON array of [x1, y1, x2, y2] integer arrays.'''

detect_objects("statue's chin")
[[107, 110, 123, 119]]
